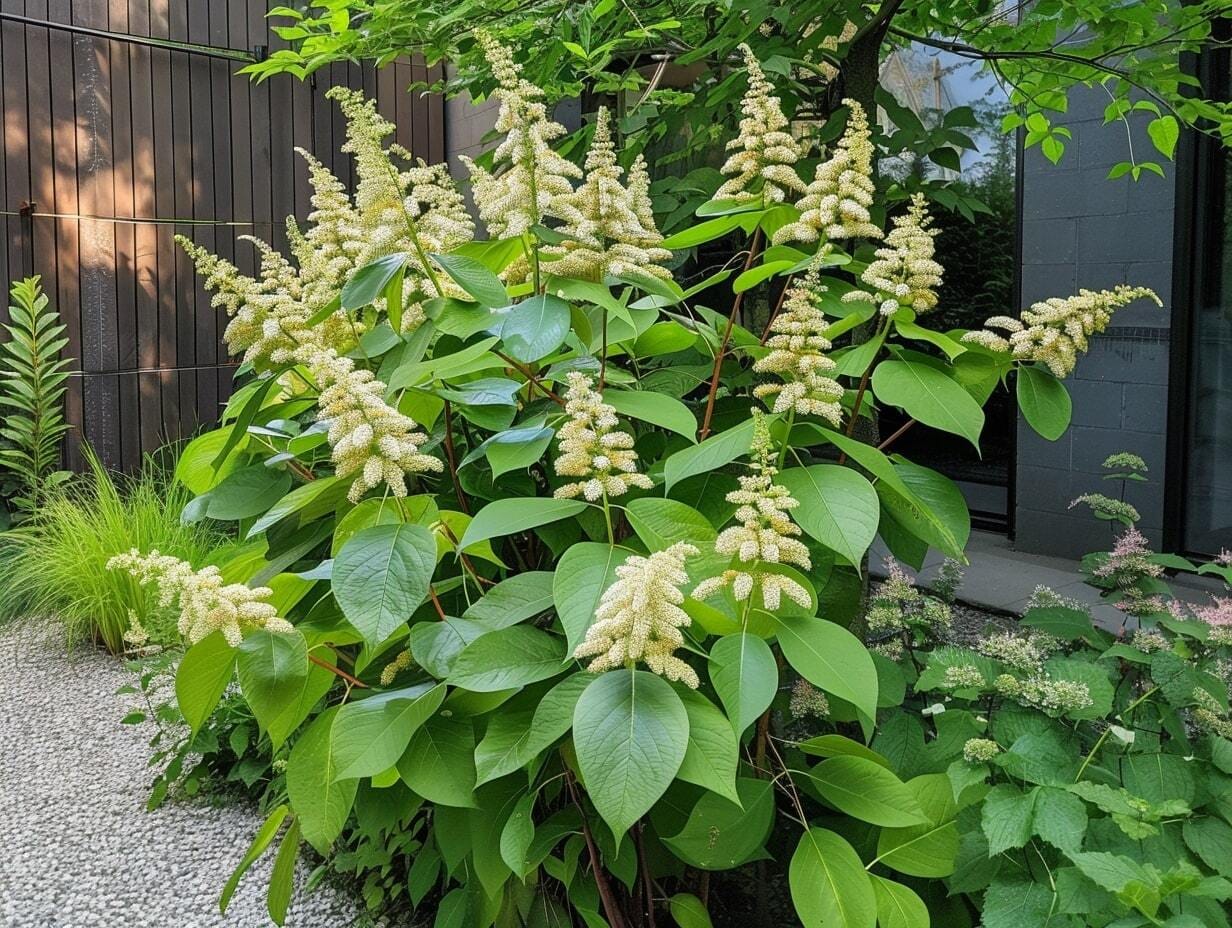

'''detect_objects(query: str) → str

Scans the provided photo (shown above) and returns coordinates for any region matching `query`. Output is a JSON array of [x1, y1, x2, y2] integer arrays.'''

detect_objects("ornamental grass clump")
[[144, 39, 1183, 928]]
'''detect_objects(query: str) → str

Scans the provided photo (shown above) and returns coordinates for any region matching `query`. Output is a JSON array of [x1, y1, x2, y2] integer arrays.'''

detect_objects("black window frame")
[[1165, 18, 1232, 557]]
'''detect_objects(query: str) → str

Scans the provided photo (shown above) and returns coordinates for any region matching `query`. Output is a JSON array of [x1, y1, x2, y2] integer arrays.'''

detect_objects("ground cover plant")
[[112, 37, 1183, 927]]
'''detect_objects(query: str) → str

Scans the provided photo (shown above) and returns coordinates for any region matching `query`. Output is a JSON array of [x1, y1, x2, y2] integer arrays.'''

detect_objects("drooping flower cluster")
[[692, 413, 811, 611], [108, 549, 293, 647], [774, 99, 881, 244], [843, 193, 943, 317], [574, 542, 700, 687], [712, 45, 805, 204], [298, 346, 442, 502], [753, 261, 844, 425], [552, 372, 653, 501], [546, 107, 672, 281], [286, 150, 366, 311], [962, 286, 1162, 378], [380, 648, 414, 686], [461, 33, 582, 239], [994, 672, 1093, 716], [1070, 493, 1141, 526]]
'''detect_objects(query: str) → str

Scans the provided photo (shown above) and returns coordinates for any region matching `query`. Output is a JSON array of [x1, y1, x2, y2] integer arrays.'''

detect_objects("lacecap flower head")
[[574, 542, 701, 687]]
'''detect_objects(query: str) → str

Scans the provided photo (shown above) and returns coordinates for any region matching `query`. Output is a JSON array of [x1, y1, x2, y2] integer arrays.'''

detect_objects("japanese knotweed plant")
[[133, 37, 1163, 928], [874, 456, 1232, 928]]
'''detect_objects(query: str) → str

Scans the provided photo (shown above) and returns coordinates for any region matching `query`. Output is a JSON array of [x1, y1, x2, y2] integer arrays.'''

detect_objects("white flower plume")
[[553, 371, 654, 501]]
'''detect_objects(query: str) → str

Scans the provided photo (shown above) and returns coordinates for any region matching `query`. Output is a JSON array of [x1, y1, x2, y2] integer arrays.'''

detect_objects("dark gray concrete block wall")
[[1016, 87, 1176, 558]]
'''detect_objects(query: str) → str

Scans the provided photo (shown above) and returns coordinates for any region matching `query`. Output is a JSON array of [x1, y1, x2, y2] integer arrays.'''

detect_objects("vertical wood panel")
[[2, 1, 445, 470]]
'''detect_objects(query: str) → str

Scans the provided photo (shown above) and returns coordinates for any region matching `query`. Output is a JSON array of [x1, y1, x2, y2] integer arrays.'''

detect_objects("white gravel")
[[0, 619, 365, 928]]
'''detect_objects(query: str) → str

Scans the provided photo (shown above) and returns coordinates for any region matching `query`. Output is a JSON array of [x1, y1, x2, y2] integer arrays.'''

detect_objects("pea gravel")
[[0, 619, 364, 928]]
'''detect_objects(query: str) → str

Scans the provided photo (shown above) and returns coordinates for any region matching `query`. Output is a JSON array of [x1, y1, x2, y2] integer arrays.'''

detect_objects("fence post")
[[18, 200, 35, 278]]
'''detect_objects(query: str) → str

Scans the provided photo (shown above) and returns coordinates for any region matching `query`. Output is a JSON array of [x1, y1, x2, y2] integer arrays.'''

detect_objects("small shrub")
[[0, 448, 224, 651]]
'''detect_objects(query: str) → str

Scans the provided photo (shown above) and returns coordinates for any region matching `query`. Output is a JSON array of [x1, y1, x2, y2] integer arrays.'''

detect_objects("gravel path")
[[0, 619, 364, 928]]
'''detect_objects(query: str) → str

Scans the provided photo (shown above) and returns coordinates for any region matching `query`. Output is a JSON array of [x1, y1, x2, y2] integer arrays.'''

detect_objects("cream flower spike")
[[753, 255, 844, 425], [297, 345, 442, 503], [546, 107, 673, 281], [713, 44, 806, 205], [573, 542, 701, 687], [286, 149, 365, 310], [692, 411, 812, 611], [461, 32, 582, 238], [107, 549, 294, 647], [842, 192, 942, 317], [773, 99, 882, 244], [962, 286, 1161, 378], [553, 371, 654, 501]]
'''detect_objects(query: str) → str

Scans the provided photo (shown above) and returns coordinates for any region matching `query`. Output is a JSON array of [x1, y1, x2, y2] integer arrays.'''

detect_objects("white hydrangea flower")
[[976, 631, 1050, 673], [962, 738, 1001, 763], [574, 542, 701, 687], [108, 549, 294, 647], [943, 664, 987, 690], [712, 44, 805, 205], [774, 99, 882, 244], [842, 193, 942, 317], [994, 672, 1093, 716], [545, 107, 673, 281], [962, 286, 1162, 378], [692, 412, 811, 611], [552, 371, 653, 501], [298, 345, 442, 503], [753, 258, 844, 424], [460, 32, 582, 239]]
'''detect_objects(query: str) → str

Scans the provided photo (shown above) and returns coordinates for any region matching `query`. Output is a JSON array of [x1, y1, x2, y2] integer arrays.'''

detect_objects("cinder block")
[[1070, 425, 1166, 475], [1022, 218, 1077, 265], [1068, 379, 1123, 426], [1077, 212, 1172, 264], [1015, 507, 1107, 559]]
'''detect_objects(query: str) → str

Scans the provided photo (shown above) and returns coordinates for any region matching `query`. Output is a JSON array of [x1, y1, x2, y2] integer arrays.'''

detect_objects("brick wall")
[[1016, 87, 1176, 558]]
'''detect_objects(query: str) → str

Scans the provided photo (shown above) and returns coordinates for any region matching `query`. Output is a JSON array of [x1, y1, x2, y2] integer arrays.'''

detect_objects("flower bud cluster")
[[553, 372, 653, 501], [843, 193, 942, 317], [574, 542, 701, 687], [108, 549, 293, 647]]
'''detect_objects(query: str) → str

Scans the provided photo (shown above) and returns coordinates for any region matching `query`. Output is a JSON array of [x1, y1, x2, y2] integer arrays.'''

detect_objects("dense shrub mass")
[[93, 36, 1220, 928]]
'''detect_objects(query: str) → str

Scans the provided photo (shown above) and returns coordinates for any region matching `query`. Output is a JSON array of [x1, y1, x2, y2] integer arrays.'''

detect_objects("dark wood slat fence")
[[0, 1, 444, 471]]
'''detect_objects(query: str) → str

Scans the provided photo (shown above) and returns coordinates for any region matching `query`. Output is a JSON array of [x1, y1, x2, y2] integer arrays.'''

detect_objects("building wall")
[[1016, 87, 1177, 558]]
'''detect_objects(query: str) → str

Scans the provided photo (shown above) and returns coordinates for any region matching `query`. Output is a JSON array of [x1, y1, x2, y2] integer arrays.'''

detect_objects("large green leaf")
[[286, 707, 358, 855], [676, 689, 740, 804], [777, 465, 879, 568], [332, 524, 437, 646], [605, 389, 698, 442], [447, 626, 567, 692], [776, 616, 878, 721], [573, 670, 689, 837], [789, 828, 877, 928], [246, 475, 349, 538], [887, 458, 971, 555], [203, 464, 291, 521], [665, 778, 775, 870], [876, 773, 960, 878], [330, 682, 446, 779], [668, 894, 715, 928], [554, 543, 629, 653], [175, 631, 236, 735], [397, 715, 477, 807], [462, 571, 554, 628], [707, 633, 777, 737], [474, 711, 535, 786], [804, 756, 929, 827], [496, 294, 571, 362], [871, 359, 985, 449], [458, 497, 588, 551], [870, 877, 930, 928], [1017, 364, 1072, 441], [664, 418, 757, 491], [431, 252, 508, 307], [342, 252, 406, 309], [236, 630, 309, 747], [219, 805, 288, 914], [625, 497, 716, 552]]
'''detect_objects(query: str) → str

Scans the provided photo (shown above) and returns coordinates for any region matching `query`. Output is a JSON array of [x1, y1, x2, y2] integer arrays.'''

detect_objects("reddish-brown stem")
[[566, 769, 627, 928], [308, 653, 367, 689], [837, 319, 889, 465], [436, 521, 495, 587], [759, 273, 795, 344], [441, 401, 471, 515], [877, 418, 916, 452], [699, 227, 763, 440], [288, 459, 316, 482], [428, 586, 447, 620], [497, 351, 565, 406], [636, 822, 658, 928]]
